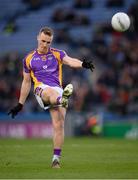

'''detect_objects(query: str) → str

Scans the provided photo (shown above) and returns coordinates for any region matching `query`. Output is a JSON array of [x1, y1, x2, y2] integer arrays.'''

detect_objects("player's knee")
[[53, 120, 64, 132]]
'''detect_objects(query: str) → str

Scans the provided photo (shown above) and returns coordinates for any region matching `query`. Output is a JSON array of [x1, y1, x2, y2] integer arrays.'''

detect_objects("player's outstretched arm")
[[63, 55, 95, 71], [8, 72, 31, 118]]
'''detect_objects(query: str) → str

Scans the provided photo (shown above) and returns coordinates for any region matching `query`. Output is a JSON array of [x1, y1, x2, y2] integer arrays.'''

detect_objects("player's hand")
[[8, 103, 23, 118], [82, 60, 95, 72]]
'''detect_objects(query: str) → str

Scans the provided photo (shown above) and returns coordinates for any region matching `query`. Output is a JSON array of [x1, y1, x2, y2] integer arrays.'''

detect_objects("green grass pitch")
[[0, 137, 138, 179]]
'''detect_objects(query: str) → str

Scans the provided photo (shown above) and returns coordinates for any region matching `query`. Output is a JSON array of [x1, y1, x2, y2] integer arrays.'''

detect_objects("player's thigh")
[[41, 87, 60, 102]]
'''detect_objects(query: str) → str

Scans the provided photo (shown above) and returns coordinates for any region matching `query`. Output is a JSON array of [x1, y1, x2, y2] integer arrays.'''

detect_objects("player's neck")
[[37, 48, 49, 54]]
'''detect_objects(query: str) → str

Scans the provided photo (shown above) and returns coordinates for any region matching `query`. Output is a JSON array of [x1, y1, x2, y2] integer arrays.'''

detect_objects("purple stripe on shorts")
[[35, 87, 43, 97]]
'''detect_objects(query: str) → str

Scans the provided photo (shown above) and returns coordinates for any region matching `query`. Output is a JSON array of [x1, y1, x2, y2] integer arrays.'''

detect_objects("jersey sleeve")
[[60, 50, 67, 61], [23, 58, 30, 73]]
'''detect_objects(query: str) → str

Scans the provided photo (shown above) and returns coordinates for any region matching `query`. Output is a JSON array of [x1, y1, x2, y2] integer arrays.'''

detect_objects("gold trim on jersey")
[[31, 71, 42, 90], [25, 50, 35, 70], [25, 50, 42, 89], [52, 50, 63, 87]]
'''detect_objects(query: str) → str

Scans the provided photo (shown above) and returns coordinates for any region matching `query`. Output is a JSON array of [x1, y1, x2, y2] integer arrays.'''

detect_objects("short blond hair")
[[39, 27, 54, 36]]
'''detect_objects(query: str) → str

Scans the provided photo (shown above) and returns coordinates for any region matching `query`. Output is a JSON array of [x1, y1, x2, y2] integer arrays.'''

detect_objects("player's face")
[[37, 32, 53, 53]]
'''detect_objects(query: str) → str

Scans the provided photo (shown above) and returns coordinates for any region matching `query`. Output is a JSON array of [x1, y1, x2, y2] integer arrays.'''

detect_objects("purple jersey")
[[23, 48, 66, 89]]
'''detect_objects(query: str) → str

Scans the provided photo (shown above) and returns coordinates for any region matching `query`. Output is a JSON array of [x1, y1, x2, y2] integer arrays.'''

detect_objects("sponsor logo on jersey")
[[41, 56, 46, 61], [33, 57, 40, 60], [43, 65, 48, 69]]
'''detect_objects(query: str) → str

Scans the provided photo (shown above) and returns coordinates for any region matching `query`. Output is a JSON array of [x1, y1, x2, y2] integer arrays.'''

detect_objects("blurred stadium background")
[[0, 0, 138, 139]]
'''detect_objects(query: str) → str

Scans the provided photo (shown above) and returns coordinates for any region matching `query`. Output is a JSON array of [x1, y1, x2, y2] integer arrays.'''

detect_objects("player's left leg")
[[35, 84, 73, 109], [49, 106, 66, 168], [41, 87, 62, 105], [61, 84, 73, 108], [35, 86, 63, 109]]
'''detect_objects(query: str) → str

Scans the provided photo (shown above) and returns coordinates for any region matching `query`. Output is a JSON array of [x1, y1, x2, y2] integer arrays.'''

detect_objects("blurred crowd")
[[0, 0, 138, 115]]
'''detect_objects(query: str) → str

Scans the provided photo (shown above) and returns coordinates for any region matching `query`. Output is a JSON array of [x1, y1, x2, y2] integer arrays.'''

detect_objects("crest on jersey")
[[41, 55, 46, 61]]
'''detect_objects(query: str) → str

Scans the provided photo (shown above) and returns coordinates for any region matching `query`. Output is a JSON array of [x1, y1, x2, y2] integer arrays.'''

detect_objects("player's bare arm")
[[63, 55, 82, 68], [19, 72, 31, 105], [8, 72, 31, 118], [63, 55, 95, 72]]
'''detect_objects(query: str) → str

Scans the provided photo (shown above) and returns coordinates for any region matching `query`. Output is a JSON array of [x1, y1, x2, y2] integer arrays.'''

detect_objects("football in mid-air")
[[111, 12, 130, 32]]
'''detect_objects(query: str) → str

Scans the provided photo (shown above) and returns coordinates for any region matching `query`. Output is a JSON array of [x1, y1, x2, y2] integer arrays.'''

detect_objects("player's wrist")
[[18, 103, 23, 109], [82, 60, 88, 69]]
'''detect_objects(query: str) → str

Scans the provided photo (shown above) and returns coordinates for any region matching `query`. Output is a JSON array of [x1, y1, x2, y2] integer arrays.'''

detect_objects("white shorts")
[[34, 84, 63, 110]]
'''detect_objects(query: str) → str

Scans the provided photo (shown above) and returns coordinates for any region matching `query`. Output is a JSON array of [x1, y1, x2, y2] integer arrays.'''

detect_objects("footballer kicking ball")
[[111, 12, 130, 32]]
